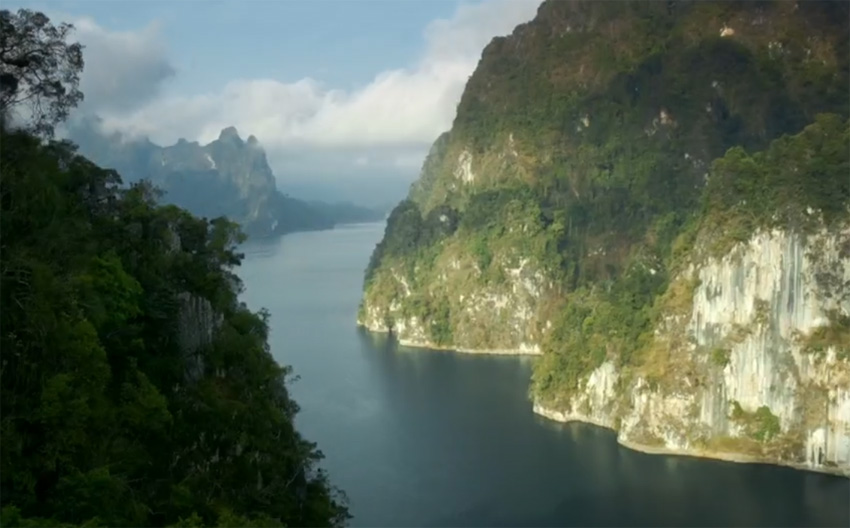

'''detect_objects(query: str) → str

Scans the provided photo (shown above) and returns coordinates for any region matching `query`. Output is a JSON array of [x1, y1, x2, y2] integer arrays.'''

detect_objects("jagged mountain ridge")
[[67, 118, 383, 237], [359, 0, 850, 474]]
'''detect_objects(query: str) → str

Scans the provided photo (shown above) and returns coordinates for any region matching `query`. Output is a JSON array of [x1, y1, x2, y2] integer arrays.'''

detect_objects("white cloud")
[[92, 0, 542, 167], [68, 15, 175, 112]]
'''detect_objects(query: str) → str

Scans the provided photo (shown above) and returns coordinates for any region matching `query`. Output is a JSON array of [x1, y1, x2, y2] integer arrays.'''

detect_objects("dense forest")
[[1, 9, 349, 526], [361, 0, 850, 399], [531, 113, 849, 401]]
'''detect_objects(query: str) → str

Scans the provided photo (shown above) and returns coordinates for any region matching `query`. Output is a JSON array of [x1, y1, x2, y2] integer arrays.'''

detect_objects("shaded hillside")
[[0, 8, 349, 526]]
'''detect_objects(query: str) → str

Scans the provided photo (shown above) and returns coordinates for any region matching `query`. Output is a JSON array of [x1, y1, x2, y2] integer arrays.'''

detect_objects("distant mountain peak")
[[218, 126, 242, 142], [65, 115, 385, 239]]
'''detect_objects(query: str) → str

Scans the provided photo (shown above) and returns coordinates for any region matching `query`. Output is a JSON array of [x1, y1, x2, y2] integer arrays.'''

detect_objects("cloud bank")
[[70, 16, 175, 113], [68, 0, 541, 196]]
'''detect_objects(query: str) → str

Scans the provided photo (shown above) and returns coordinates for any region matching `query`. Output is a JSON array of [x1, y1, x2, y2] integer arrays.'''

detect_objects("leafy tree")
[[0, 9, 84, 137], [0, 9, 349, 527]]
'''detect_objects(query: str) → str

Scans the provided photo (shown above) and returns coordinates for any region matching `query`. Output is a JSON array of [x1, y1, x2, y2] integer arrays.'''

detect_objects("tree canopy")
[[0, 9, 349, 527], [0, 9, 84, 137]]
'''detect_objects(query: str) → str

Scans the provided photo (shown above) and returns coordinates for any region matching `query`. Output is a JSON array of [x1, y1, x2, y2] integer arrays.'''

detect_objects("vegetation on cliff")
[[534, 113, 849, 402], [697, 113, 850, 256], [361, 0, 849, 402], [1, 9, 348, 526]]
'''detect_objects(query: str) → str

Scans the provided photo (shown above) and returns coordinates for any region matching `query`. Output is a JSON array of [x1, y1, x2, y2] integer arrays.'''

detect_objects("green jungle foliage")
[[1, 8, 349, 527], [802, 310, 850, 361], [364, 0, 850, 405], [730, 402, 782, 443], [699, 113, 850, 256], [364, 200, 458, 283], [533, 114, 849, 402]]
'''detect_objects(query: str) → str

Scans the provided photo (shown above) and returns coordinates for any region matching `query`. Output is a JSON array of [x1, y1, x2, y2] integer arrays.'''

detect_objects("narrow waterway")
[[238, 222, 850, 528]]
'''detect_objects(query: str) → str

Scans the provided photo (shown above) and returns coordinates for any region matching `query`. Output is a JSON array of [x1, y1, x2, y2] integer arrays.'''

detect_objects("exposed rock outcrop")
[[535, 226, 850, 476]]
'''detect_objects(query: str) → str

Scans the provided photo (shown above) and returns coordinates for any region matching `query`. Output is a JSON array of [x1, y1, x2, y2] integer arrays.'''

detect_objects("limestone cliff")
[[165, 226, 224, 382], [176, 292, 222, 383], [536, 224, 850, 475], [360, 0, 849, 474], [359, 251, 554, 354]]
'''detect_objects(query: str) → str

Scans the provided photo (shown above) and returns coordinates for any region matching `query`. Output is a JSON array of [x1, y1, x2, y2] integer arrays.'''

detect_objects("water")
[[238, 222, 850, 528]]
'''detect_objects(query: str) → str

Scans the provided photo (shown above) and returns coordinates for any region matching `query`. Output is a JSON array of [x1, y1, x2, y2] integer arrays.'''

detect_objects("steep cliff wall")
[[359, 0, 849, 474], [536, 225, 850, 475], [359, 251, 554, 353], [361, 0, 849, 350], [176, 291, 223, 382], [166, 225, 224, 382]]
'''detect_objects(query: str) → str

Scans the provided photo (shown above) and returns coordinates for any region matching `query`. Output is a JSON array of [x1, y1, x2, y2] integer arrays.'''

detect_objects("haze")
[[9, 0, 542, 207]]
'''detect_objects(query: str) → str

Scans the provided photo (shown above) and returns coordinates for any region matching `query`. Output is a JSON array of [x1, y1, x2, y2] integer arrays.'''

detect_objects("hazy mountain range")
[[65, 117, 386, 238]]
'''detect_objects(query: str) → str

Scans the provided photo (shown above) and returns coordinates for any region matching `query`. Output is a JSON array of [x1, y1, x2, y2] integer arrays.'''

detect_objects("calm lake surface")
[[238, 222, 849, 528]]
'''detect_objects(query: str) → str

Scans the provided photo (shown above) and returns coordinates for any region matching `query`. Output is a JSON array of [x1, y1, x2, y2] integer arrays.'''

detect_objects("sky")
[[8, 0, 542, 205]]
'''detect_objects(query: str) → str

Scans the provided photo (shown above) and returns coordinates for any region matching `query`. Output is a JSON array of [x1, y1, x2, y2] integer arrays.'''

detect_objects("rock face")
[[360, 0, 849, 475], [176, 292, 222, 383], [176, 291, 221, 354], [155, 128, 281, 235], [536, 226, 850, 476], [165, 226, 224, 382], [359, 253, 552, 353]]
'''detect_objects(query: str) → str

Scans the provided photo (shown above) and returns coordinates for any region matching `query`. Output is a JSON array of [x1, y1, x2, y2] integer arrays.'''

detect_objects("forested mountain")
[[360, 0, 850, 474], [66, 118, 384, 239], [0, 8, 349, 526]]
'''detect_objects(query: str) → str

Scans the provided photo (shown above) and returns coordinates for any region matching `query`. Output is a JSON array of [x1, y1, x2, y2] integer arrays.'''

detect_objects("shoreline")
[[533, 403, 850, 479], [357, 323, 542, 356], [399, 339, 541, 356], [358, 323, 849, 478]]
